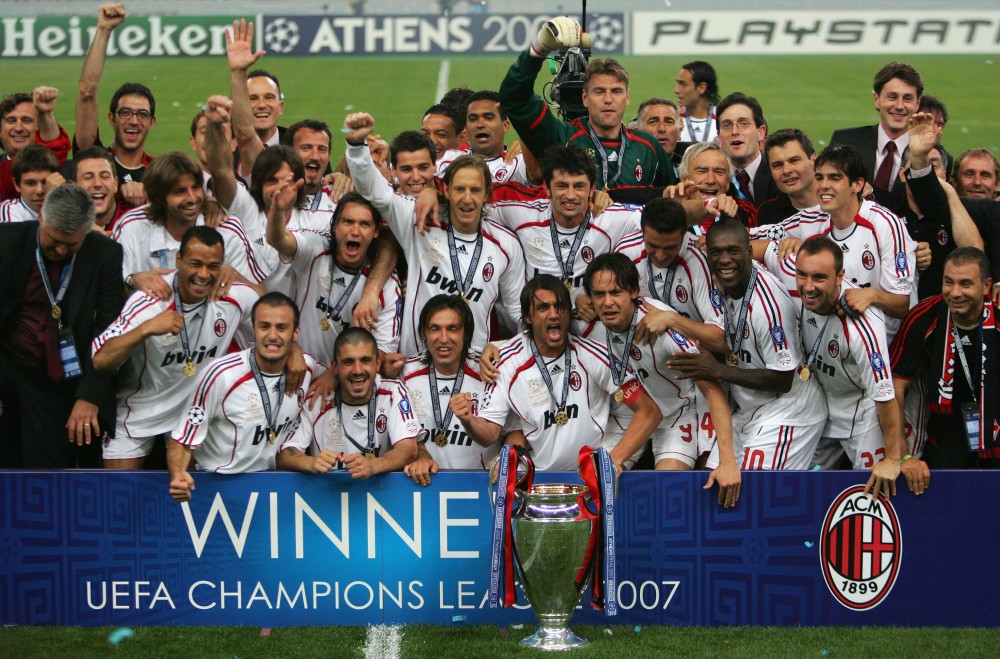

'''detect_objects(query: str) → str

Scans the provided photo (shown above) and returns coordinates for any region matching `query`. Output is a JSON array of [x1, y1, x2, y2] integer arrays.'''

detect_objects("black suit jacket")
[[829, 124, 909, 218], [751, 160, 781, 210], [0, 222, 124, 423]]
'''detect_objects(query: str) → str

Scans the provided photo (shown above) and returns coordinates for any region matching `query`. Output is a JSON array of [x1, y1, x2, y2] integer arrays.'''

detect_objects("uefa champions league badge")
[[819, 485, 902, 610]]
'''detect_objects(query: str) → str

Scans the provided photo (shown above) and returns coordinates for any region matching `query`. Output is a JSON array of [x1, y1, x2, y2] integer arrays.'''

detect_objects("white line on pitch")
[[436, 59, 451, 102], [363, 624, 402, 659]]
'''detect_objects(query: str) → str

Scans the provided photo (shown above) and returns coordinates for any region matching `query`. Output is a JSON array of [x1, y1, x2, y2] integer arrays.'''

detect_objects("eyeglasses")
[[116, 108, 153, 121], [719, 119, 754, 133]]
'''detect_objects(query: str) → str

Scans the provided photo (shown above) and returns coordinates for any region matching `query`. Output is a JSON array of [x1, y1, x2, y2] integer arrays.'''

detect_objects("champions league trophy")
[[488, 446, 618, 650]]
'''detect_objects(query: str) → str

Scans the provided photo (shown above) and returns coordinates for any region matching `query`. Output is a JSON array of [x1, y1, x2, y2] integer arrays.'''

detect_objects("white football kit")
[[93, 275, 258, 457], [283, 375, 425, 461], [172, 349, 319, 473], [478, 334, 639, 471], [289, 231, 401, 366], [346, 142, 525, 355], [402, 355, 498, 470], [112, 205, 267, 284], [435, 148, 532, 186], [581, 299, 701, 468], [0, 198, 37, 223]]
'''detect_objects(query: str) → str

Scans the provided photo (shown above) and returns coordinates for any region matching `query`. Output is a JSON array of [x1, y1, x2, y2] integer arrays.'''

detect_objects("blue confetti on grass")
[[107, 627, 134, 645]]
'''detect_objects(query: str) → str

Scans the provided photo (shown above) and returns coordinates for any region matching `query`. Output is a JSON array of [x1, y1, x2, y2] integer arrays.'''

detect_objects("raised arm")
[[203, 95, 239, 208], [76, 3, 125, 150], [226, 19, 266, 176]]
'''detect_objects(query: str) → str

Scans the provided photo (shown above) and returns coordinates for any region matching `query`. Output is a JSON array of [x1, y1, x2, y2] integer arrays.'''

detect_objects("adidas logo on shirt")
[[352, 410, 366, 421], [551, 364, 563, 374], [961, 335, 972, 346], [333, 277, 346, 286], [612, 335, 623, 344], [457, 244, 468, 254], [807, 317, 817, 327], [653, 273, 663, 282], [439, 386, 451, 395], [559, 240, 571, 248]]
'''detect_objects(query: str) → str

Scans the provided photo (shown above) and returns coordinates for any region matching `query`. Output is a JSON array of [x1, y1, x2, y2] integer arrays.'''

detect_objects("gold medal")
[[613, 387, 624, 403], [183, 360, 197, 377], [727, 353, 739, 366], [555, 409, 569, 425], [434, 430, 448, 447], [460, 294, 468, 304], [799, 366, 811, 382], [564, 279, 573, 293], [268, 430, 276, 444], [51, 305, 62, 320], [365, 451, 376, 460], [320, 317, 331, 331]]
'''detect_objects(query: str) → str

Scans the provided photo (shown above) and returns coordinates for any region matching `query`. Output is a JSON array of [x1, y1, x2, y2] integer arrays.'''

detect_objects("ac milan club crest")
[[820, 485, 902, 610], [581, 246, 595, 263], [495, 168, 508, 181], [828, 339, 840, 358], [936, 228, 949, 246], [634, 163, 643, 181], [675, 285, 688, 303], [568, 371, 582, 391], [482, 262, 495, 282], [862, 250, 876, 270], [629, 345, 642, 361], [375, 414, 388, 434], [214, 318, 227, 337]]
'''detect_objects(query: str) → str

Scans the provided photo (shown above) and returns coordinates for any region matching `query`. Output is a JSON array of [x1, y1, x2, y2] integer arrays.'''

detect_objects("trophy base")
[[520, 626, 589, 650]]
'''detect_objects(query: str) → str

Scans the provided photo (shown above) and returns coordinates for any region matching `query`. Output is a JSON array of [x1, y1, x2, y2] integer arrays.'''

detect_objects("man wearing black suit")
[[0, 184, 123, 467], [830, 62, 923, 219], [716, 93, 781, 216]]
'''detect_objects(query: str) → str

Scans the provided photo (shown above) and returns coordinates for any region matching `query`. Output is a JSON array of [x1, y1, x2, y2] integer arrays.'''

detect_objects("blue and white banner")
[[258, 14, 626, 56], [1, 470, 997, 626]]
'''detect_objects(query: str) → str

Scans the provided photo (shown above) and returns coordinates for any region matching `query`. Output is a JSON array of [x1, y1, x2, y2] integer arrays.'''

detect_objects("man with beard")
[[266, 187, 400, 366], [169, 293, 319, 498], [92, 226, 258, 469], [402, 295, 497, 486], [669, 219, 827, 471], [456, 275, 662, 472], [794, 237, 904, 497], [284, 120, 336, 213], [435, 90, 531, 186], [277, 328, 421, 478], [891, 248, 1000, 494], [71, 147, 123, 234], [581, 254, 740, 507], [75, 4, 156, 210], [499, 18, 677, 195], [674, 61, 719, 144], [345, 112, 525, 356], [0, 145, 60, 223], [112, 151, 266, 300]]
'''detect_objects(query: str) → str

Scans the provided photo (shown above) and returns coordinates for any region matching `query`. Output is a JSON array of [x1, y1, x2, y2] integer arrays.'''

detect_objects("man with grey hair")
[[0, 183, 123, 467], [668, 141, 755, 232]]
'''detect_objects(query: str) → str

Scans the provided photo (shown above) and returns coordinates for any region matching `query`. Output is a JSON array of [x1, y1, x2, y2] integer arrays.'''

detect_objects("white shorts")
[[709, 419, 824, 471], [601, 415, 651, 470], [102, 431, 161, 460], [604, 411, 699, 469], [813, 425, 886, 470]]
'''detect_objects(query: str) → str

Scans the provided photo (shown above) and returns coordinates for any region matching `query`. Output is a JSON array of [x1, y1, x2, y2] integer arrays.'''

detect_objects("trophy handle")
[[487, 447, 534, 511]]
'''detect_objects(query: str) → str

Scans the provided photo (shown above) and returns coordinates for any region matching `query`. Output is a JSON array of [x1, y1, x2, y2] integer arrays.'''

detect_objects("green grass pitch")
[[3, 54, 998, 163]]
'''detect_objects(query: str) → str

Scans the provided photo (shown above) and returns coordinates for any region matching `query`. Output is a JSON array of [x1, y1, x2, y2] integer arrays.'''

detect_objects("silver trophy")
[[490, 450, 602, 651], [512, 482, 597, 650]]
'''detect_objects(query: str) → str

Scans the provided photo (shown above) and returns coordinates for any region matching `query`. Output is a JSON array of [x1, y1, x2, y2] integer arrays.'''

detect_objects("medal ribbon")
[[586, 121, 629, 189], [428, 365, 466, 442], [723, 270, 759, 358], [528, 338, 572, 416], [549, 215, 591, 286], [577, 445, 618, 614], [326, 258, 365, 323], [172, 276, 208, 368], [488, 445, 534, 608], [248, 348, 286, 441], [336, 392, 379, 456], [446, 226, 484, 300], [646, 259, 677, 304], [799, 306, 833, 374], [309, 189, 323, 212], [35, 229, 76, 330], [683, 105, 715, 143], [606, 309, 638, 390], [949, 311, 984, 406]]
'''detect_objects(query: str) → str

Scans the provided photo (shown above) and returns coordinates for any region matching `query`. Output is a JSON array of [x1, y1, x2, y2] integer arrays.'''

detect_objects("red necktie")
[[874, 141, 897, 191], [736, 168, 753, 203]]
